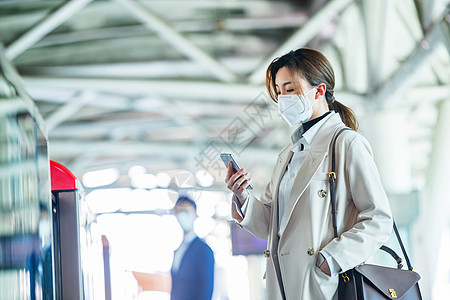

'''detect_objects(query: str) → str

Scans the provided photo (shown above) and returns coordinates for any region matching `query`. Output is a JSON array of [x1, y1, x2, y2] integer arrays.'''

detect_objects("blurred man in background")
[[170, 196, 214, 300]]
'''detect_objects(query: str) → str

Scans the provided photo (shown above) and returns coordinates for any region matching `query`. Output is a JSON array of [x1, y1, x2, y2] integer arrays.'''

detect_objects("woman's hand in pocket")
[[319, 259, 331, 276]]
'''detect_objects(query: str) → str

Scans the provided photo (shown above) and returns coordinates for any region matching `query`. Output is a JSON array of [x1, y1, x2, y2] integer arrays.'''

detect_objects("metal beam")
[[248, 0, 354, 84], [49, 140, 280, 165], [27, 86, 131, 110], [0, 45, 47, 135], [49, 118, 230, 139], [374, 11, 449, 107], [115, 0, 237, 83], [358, 0, 390, 96], [150, 96, 211, 144], [23, 77, 265, 103], [439, 10, 450, 53], [5, 0, 93, 60], [46, 90, 95, 132], [22, 77, 364, 107], [20, 57, 262, 79]]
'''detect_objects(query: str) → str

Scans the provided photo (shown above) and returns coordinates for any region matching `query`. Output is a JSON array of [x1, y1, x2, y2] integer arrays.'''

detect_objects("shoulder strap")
[[328, 127, 351, 237], [328, 128, 415, 271]]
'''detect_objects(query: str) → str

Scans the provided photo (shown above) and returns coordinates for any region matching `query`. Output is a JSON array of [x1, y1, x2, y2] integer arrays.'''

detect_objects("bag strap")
[[328, 128, 414, 271], [328, 127, 351, 237]]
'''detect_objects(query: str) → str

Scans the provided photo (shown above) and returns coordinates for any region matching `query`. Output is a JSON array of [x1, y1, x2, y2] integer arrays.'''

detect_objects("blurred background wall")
[[1, 0, 449, 299]]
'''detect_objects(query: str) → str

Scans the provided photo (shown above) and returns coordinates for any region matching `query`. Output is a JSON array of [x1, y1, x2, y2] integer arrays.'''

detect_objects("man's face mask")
[[176, 211, 196, 232]]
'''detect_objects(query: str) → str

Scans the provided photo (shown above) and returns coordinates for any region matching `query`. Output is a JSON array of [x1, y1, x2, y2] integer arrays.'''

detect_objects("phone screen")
[[220, 153, 240, 171]]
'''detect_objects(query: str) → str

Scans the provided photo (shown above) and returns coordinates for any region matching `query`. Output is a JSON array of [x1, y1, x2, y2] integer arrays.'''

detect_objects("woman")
[[225, 48, 393, 300]]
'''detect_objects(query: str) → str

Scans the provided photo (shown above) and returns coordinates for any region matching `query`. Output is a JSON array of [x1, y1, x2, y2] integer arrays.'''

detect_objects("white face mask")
[[278, 86, 317, 127], [176, 211, 196, 232]]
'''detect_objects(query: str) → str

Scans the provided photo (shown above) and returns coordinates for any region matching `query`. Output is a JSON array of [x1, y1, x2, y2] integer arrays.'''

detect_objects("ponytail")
[[327, 98, 359, 131]]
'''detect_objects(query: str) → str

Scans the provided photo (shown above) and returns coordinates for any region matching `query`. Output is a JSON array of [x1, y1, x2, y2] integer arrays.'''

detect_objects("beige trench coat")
[[234, 112, 393, 300]]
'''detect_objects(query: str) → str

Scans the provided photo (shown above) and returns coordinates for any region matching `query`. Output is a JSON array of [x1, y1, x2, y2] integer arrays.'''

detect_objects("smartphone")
[[220, 153, 253, 189]]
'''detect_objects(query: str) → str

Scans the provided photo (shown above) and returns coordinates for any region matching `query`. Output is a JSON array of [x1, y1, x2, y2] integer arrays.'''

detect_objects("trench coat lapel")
[[269, 145, 293, 242], [268, 145, 293, 300], [282, 151, 327, 232], [281, 113, 343, 240]]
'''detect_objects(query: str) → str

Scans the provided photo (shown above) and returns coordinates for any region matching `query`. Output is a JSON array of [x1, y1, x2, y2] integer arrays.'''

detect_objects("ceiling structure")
[[0, 0, 449, 191]]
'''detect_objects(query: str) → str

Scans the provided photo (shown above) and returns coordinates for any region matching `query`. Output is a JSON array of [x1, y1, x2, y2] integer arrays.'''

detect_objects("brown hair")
[[265, 48, 358, 131]]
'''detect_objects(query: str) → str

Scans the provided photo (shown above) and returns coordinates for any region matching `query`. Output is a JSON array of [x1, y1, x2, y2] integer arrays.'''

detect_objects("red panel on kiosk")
[[50, 160, 78, 191]]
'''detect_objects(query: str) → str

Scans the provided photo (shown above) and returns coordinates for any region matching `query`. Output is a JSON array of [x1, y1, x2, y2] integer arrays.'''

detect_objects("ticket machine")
[[50, 160, 84, 299], [50, 160, 109, 300]]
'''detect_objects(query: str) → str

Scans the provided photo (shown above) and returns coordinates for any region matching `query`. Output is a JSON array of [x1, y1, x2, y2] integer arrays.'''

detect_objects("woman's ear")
[[315, 83, 327, 98]]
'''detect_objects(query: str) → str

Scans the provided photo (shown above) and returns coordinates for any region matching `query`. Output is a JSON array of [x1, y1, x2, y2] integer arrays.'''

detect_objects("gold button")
[[317, 189, 327, 198], [264, 250, 270, 258], [307, 248, 314, 256]]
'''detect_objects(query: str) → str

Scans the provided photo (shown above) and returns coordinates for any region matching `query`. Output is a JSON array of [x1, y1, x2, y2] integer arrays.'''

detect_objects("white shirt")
[[172, 231, 196, 273]]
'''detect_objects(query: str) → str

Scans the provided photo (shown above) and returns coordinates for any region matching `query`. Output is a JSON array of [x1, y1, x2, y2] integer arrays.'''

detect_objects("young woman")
[[225, 48, 393, 300]]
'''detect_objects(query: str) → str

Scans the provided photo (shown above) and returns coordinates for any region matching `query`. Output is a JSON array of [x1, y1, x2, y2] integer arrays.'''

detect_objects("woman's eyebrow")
[[275, 81, 292, 87]]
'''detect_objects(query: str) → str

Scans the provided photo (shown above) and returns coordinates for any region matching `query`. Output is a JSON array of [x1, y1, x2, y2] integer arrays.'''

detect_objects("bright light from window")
[[227, 256, 250, 300], [121, 189, 157, 212], [194, 217, 215, 238], [160, 215, 183, 251], [86, 188, 130, 213], [156, 172, 171, 188], [214, 221, 231, 238], [195, 169, 215, 187], [197, 198, 215, 218], [96, 214, 126, 238], [216, 200, 231, 218], [150, 189, 178, 210], [82, 168, 120, 188], [433, 229, 450, 299], [103, 214, 180, 274], [131, 173, 158, 189], [128, 165, 146, 178], [196, 191, 227, 218]]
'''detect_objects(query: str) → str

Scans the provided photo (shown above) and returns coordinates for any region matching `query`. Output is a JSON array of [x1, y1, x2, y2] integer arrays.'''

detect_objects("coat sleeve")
[[232, 145, 290, 240], [321, 134, 393, 272], [232, 178, 273, 240]]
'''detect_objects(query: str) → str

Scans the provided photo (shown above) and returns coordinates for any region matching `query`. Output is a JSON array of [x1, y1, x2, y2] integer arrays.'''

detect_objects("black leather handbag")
[[329, 128, 423, 300]]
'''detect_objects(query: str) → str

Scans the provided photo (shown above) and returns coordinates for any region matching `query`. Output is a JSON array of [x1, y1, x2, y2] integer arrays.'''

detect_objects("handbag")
[[328, 128, 423, 300]]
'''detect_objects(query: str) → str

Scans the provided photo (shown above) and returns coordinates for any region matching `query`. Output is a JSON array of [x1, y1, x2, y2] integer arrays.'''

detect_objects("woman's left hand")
[[320, 260, 331, 276]]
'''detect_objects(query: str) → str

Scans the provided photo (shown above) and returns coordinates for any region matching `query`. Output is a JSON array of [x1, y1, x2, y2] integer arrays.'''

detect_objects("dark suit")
[[170, 237, 214, 300]]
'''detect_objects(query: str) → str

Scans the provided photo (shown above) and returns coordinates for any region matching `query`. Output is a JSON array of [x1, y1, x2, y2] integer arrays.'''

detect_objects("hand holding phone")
[[220, 153, 253, 190]]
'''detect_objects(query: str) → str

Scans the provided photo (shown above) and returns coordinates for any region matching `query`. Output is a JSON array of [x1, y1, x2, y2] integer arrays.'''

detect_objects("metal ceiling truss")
[[0, 0, 448, 179]]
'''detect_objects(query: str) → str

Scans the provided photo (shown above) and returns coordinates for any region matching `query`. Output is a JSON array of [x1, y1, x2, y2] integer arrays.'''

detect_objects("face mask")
[[176, 211, 196, 232], [278, 87, 317, 127]]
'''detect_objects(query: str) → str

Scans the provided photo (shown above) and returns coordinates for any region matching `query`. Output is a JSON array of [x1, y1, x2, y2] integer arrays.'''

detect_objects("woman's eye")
[[286, 89, 294, 93]]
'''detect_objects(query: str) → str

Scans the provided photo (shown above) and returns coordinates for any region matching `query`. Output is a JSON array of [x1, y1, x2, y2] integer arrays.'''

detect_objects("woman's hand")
[[319, 259, 331, 276], [224, 162, 251, 203]]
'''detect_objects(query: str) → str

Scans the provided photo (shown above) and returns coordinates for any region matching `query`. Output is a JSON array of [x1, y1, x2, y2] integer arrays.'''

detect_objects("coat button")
[[264, 250, 270, 258], [317, 189, 327, 198], [307, 248, 314, 256]]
